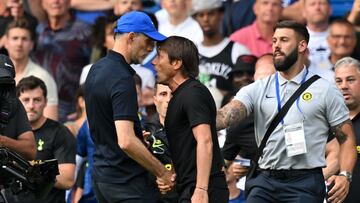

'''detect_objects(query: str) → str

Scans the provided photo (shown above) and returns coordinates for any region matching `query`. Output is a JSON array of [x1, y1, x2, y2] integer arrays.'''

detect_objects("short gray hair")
[[334, 57, 360, 72]]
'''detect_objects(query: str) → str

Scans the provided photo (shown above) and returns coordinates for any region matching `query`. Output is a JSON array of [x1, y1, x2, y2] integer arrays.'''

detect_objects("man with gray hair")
[[334, 57, 360, 203]]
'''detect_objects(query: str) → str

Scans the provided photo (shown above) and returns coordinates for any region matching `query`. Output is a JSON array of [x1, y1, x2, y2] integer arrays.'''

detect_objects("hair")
[[334, 57, 360, 72], [16, 76, 47, 98], [92, 14, 118, 49], [156, 36, 199, 78], [329, 18, 356, 36], [274, 20, 309, 43], [5, 18, 36, 41]]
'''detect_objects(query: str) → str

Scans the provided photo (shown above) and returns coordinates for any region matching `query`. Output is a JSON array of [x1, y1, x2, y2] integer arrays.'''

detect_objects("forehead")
[[7, 27, 31, 36], [330, 23, 353, 34], [336, 65, 360, 76], [273, 28, 296, 38], [19, 87, 44, 97]]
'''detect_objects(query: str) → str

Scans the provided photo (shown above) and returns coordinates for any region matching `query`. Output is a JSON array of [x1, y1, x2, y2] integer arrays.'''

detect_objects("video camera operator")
[[0, 54, 36, 202]]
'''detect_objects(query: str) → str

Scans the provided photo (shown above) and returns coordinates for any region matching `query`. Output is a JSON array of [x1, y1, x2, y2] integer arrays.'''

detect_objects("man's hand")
[[191, 188, 208, 203], [232, 164, 249, 179], [156, 170, 176, 194], [327, 175, 350, 203]]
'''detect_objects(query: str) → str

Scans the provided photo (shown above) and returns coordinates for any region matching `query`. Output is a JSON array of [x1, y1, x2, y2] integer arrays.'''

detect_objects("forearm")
[[54, 164, 76, 190], [0, 135, 36, 160], [195, 139, 212, 189], [120, 135, 167, 177], [216, 100, 247, 131], [332, 120, 357, 173], [71, 0, 115, 11]]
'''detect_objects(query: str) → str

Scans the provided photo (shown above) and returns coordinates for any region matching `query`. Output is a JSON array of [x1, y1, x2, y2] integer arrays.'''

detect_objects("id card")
[[283, 122, 307, 157]]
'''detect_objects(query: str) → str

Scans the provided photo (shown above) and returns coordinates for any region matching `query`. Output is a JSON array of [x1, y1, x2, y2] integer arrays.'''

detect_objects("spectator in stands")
[[303, 0, 332, 70], [71, 0, 115, 24], [230, 0, 282, 57], [33, 0, 92, 123], [4, 18, 58, 121], [192, 0, 250, 106], [157, 0, 203, 44]]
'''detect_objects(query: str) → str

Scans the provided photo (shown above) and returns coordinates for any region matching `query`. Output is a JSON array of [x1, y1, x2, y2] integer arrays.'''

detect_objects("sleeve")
[[111, 77, 139, 121], [233, 82, 256, 116], [54, 125, 76, 164], [14, 99, 32, 137], [325, 83, 349, 127], [183, 86, 213, 128]]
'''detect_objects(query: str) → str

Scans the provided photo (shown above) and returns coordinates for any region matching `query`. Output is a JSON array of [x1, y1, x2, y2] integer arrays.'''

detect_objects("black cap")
[[0, 54, 15, 85], [229, 55, 257, 76]]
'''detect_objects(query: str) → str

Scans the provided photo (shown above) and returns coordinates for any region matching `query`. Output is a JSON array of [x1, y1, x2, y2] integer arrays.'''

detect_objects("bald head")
[[254, 54, 275, 81]]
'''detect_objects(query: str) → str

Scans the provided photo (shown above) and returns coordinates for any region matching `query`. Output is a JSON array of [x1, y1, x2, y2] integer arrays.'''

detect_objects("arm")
[[191, 124, 212, 203], [115, 120, 174, 186], [216, 100, 247, 131], [54, 163, 76, 190], [281, 0, 306, 24], [347, 0, 360, 24], [327, 119, 357, 203], [71, 0, 115, 11], [0, 131, 36, 160], [323, 138, 340, 180], [44, 105, 58, 121], [26, 0, 47, 22]]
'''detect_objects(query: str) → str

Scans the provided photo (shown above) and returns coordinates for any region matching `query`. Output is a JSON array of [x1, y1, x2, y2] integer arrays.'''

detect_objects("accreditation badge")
[[283, 122, 307, 157]]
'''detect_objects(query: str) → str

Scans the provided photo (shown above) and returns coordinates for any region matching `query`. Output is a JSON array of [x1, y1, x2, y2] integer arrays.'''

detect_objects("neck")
[[112, 40, 130, 63], [307, 23, 328, 33], [31, 116, 47, 130], [159, 115, 165, 126], [279, 58, 305, 80], [349, 107, 360, 120], [169, 13, 188, 26], [329, 54, 344, 65], [202, 32, 223, 46], [48, 13, 71, 30], [228, 181, 241, 200], [13, 57, 29, 83], [168, 74, 189, 92], [256, 20, 275, 42]]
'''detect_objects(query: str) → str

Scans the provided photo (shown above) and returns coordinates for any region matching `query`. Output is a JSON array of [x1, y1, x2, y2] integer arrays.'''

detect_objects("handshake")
[[143, 122, 176, 194]]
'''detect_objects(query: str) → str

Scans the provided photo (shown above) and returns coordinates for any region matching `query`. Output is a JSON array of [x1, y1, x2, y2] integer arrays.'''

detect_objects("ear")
[[253, 2, 258, 16], [171, 59, 183, 71], [298, 40, 307, 53], [128, 32, 136, 43]]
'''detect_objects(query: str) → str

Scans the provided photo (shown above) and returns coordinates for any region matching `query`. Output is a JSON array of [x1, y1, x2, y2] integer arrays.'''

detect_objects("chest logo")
[[302, 92, 312, 101], [37, 139, 44, 151]]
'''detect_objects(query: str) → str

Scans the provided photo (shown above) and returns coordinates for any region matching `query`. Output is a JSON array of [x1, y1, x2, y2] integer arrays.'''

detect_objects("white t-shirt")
[[307, 28, 331, 70], [158, 16, 203, 44]]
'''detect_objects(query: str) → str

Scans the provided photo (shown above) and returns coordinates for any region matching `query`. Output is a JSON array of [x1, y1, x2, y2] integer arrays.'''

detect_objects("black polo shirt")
[[165, 78, 225, 192], [84, 50, 145, 184]]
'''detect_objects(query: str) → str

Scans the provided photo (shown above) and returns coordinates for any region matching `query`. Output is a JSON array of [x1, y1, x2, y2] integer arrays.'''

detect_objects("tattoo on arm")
[[216, 100, 247, 131], [330, 119, 352, 144]]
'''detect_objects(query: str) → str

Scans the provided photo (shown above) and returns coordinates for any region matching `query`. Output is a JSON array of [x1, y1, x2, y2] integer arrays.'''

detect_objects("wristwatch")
[[338, 171, 352, 183]]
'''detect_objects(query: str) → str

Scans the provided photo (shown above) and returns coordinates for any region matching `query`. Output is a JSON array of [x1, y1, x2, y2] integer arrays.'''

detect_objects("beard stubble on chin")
[[273, 47, 298, 72]]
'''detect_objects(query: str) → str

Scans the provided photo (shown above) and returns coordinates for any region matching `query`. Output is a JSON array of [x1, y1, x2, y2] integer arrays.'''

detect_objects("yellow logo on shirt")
[[357, 146, 360, 154], [302, 92, 312, 101], [37, 139, 44, 151]]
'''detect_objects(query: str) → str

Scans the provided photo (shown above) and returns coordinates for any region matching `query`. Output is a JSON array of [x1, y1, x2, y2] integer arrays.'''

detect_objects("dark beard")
[[273, 48, 298, 71]]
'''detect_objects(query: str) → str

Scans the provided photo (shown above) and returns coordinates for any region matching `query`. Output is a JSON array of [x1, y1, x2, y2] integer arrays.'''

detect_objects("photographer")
[[0, 54, 35, 160]]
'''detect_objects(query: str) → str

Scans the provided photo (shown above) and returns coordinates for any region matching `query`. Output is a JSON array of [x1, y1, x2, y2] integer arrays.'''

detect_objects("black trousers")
[[178, 176, 229, 203], [92, 174, 159, 203], [245, 168, 325, 203]]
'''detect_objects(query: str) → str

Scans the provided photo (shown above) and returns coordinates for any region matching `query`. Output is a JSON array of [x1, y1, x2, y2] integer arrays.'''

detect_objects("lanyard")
[[275, 68, 309, 124]]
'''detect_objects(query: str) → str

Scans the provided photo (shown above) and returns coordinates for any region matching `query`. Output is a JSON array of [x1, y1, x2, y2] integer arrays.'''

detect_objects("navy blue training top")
[[84, 50, 146, 183]]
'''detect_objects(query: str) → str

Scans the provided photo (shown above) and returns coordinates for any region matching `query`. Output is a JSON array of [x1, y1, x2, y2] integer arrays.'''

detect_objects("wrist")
[[195, 186, 208, 192], [338, 171, 352, 183]]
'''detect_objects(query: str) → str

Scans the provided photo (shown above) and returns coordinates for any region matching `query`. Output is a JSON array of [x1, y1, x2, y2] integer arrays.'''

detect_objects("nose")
[[152, 55, 158, 66]]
